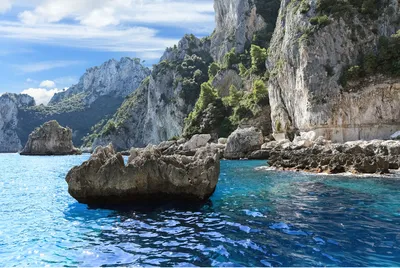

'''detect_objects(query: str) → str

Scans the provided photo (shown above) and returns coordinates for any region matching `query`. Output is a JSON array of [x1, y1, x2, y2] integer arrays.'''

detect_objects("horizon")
[[0, 0, 215, 104]]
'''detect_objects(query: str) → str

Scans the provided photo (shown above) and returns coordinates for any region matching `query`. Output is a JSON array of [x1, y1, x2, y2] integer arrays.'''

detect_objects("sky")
[[0, 0, 215, 104]]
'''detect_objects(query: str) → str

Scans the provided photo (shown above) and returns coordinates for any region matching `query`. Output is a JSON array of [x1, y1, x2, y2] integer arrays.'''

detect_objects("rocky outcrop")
[[0, 93, 35, 152], [89, 35, 213, 150], [267, 135, 400, 174], [267, 0, 400, 142], [49, 57, 150, 106], [65, 143, 220, 205], [224, 127, 264, 159], [20, 120, 81, 155]]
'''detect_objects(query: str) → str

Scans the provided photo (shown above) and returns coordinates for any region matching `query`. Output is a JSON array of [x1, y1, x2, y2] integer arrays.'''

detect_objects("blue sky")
[[0, 0, 215, 104]]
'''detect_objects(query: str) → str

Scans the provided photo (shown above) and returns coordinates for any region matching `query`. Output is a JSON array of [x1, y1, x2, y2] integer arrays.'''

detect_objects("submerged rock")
[[224, 127, 264, 159], [20, 120, 81, 155], [65, 144, 220, 205]]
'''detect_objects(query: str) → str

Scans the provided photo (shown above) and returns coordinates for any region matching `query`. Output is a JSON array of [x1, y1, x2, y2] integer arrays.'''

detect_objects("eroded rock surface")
[[66, 144, 220, 205], [224, 127, 264, 159], [20, 120, 81, 155], [268, 138, 400, 174]]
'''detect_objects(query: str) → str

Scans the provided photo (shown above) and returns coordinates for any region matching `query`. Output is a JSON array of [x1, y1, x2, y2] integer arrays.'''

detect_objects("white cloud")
[[17, 0, 214, 29], [0, 21, 178, 54], [0, 0, 13, 14], [39, 80, 56, 88], [21, 87, 62, 105], [14, 60, 83, 73]]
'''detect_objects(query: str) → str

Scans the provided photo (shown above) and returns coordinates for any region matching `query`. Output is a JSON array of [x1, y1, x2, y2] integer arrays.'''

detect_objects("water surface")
[[0, 154, 399, 266]]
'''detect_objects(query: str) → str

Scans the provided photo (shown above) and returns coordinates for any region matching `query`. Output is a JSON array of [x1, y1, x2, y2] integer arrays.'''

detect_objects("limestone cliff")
[[49, 57, 150, 106], [13, 58, 150, 150], [211, 0, 280, 62], [20, 120, 80, 155], [87, 35, 213, 150], [0, 93, 35, 152], [267, 0, 400, 142]]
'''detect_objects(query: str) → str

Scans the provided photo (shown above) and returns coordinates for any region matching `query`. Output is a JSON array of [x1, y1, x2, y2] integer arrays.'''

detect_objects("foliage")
[[208, 62, 221, 79], [223, 48, 239, 69], [252, 80, 269, 104], [342, 32, 400, 85], [250, 45, 268, 75], [309, 15, 330, 28]]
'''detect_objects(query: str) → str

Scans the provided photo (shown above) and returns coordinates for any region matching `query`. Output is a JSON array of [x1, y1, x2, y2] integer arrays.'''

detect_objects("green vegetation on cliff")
[[342, 31, 400, 85]]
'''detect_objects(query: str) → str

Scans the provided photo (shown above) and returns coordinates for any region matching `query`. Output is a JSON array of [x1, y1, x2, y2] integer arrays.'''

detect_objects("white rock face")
[[92, 36, 213, 150], [267, 0, 400, 143], [49, 57, 150, 106], [224, 127, 264, 159], [0, 94, 35, 152], [211, 0, 266, 62]]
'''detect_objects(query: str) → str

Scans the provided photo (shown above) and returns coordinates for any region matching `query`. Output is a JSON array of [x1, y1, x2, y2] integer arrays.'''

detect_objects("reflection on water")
[[0, 155, 399, 266]]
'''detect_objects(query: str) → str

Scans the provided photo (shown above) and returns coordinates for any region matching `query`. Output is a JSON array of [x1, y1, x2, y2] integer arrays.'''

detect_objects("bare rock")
[[224, 127, 264, 159], [65, 144, 220, 205], [20, 120, 81, 155]]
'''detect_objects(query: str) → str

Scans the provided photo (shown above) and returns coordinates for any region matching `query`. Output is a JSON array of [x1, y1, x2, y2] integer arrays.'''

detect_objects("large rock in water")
[[65, 144, 220, 205], [20, 120, 81, 155], [224, 127, 264, 159]]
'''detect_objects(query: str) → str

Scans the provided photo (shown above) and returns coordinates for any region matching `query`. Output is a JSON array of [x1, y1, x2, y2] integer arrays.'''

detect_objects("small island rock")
[[20, 120, 81, 155], [66, 143, 220, 205]]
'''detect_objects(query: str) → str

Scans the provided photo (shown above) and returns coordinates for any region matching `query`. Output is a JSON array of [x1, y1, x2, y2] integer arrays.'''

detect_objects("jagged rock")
[[65, 144, 220, 205], [248, 150, 270, 160], [50, 57, 150, 106], [224, 127, 264, 159], [20, 120, 81, 155], [90, 35, 213, 150], [181, 134, 212, 151], [268, 0, 400, 142], [268, 139, 400, 174], [0, 93, 35, 152]]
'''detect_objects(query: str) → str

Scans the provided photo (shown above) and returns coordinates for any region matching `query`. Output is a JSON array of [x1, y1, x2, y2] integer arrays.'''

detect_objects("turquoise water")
[[0, 154, 400, 266]]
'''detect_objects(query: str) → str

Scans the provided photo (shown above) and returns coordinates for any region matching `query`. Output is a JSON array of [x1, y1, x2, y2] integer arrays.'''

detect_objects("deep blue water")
[[0, 154, 400, 267]]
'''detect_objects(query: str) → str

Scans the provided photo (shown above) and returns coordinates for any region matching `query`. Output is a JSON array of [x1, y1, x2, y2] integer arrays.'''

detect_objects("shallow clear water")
[[0, 154, 400, 267]]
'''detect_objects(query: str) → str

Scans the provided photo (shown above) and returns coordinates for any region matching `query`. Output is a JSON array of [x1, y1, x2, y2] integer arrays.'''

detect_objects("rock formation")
[[88, 35, 213, 150], [267, 0, 400, 142], [0, 93, 35, 152], [65, 143, 220, 205], [224, 127, 264, 159], [211, 0, 280, 61], [0, 58, 150, 152], [20, 120, 81, 155], [49, 57, 150, 106], [267, 136, 400, 174]]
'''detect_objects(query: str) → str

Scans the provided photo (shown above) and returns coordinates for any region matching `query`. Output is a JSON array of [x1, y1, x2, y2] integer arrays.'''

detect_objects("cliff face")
[[211, 0, 278, 62], [20, 120, 80, 155], [50, 57, 150, 106], [268, 0, 400, 142], [0, 94, 35, 152], [88, 35, 213, 150]]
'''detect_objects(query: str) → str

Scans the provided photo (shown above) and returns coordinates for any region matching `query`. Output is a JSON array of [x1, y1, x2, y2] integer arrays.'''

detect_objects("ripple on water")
[[0, 156, 400, 266]]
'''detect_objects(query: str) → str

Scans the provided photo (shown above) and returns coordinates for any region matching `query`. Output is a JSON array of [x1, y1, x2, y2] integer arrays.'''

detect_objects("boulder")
[[20, 120, 81, 155], [224, 127, 264, 159], [181, 134, 211, 151], [218, 138, 228, 145], [65, 144, 220, 205]]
